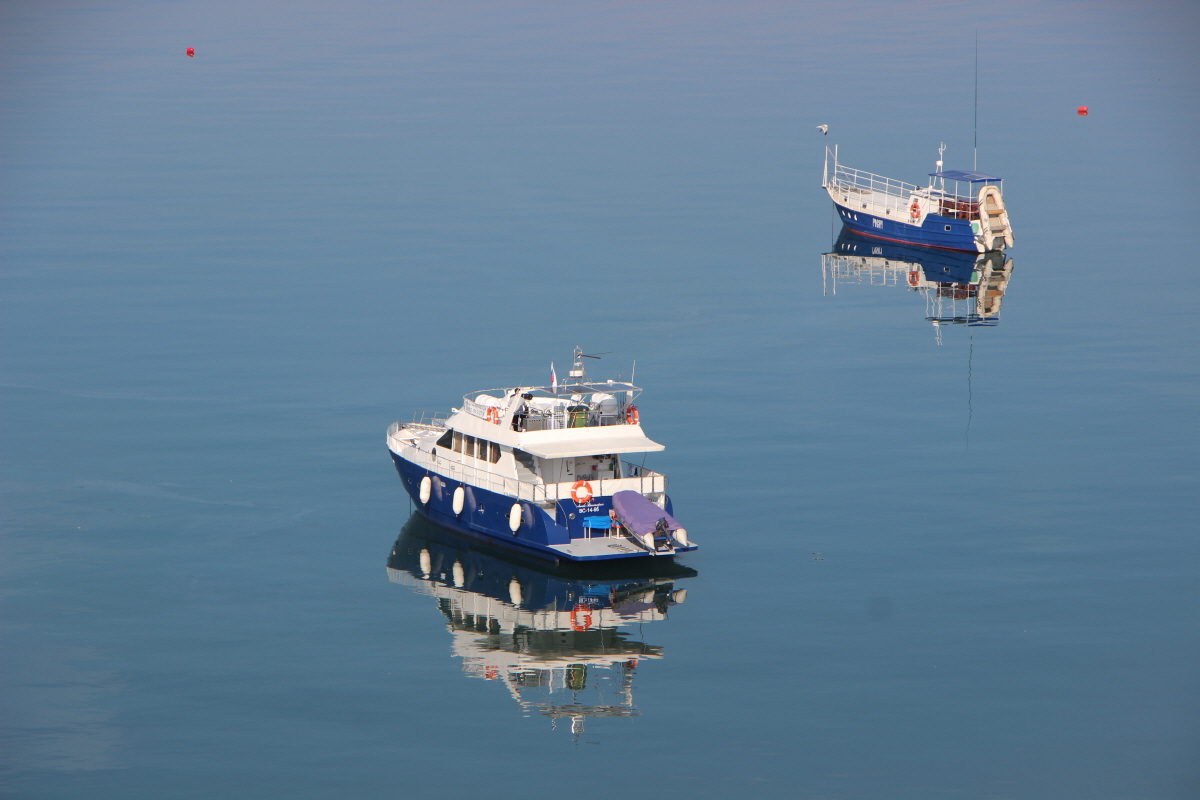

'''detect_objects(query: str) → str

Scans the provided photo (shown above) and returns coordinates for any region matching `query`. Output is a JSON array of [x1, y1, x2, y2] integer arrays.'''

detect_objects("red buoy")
[[1077, 106, 1088, 116], [186, 47, 195, 57]]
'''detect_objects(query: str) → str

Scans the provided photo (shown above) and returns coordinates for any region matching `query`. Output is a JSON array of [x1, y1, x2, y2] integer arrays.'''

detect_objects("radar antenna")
[[568, 346, 610, 384]]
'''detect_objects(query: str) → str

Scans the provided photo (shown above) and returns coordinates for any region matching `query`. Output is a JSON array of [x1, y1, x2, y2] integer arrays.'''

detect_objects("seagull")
[[816, 124, 829, 135]]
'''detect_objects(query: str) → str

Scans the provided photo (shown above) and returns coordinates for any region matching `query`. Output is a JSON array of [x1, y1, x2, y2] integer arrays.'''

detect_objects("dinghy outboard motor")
[[653, 518, 672, 552]]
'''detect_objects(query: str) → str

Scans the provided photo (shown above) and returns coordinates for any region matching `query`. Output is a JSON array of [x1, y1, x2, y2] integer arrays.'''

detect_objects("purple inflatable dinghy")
[[611, 490, 688, 552]]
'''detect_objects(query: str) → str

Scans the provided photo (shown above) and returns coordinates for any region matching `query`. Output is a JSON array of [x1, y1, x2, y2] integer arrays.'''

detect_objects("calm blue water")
[[3, 2, 1199, 798]]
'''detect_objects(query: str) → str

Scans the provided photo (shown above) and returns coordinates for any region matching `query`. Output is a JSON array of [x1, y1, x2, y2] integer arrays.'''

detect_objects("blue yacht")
[[387, 348, 694, 563]]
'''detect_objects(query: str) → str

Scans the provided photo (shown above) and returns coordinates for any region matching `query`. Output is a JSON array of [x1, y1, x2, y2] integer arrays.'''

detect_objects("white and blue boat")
[[822, 144, 1014, 253], [387, 348, 694, 563]]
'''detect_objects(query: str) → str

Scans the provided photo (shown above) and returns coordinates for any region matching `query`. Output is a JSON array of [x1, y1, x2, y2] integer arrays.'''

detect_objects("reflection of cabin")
[[386, 519, 692, 736], [388, 564, 679, 730]]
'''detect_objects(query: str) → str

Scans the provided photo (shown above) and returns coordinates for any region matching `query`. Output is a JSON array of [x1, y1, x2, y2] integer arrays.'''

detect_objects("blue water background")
[[3, 2, 1199, 797]]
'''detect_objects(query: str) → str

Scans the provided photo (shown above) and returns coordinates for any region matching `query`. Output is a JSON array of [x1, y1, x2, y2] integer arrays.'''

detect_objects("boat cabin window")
[[445, 430, 502, 464]]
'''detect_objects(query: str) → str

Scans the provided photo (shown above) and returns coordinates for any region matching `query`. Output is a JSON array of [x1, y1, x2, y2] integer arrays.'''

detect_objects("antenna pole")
[[974, 30, 979, 171]]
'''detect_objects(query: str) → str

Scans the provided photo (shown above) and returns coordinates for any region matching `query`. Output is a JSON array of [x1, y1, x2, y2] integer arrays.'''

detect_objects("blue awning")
[[929, 169, 1001, 182]]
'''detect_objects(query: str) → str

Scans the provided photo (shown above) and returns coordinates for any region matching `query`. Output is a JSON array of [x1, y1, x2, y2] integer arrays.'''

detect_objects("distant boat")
[[386, 512, 694, 734], [822, 226, 1014, 325], [822, 144, 1013, 253], [387, 347, 695, 563]]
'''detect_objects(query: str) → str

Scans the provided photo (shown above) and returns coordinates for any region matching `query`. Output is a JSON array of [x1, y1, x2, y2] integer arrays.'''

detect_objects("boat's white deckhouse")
[[387, 382, 668, 508]]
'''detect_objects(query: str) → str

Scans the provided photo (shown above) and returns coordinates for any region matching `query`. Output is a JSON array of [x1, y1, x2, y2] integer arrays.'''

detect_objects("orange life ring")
[[909, 201, 921, 221], [570, 480, 593, 505], [570, 604, 593, 631], [625, 405, 639, 425], [907, 270, 920, 287], [485, 406, 501, 425]]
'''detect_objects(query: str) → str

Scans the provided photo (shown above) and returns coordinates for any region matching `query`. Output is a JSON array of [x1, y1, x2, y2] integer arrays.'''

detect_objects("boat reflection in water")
[[822, 226, 1014, 332], [387, 513, 696, 736]]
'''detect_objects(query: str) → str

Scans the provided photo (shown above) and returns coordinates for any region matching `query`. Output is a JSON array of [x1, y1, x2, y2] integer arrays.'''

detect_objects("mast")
[[569, 345, 587, 383]]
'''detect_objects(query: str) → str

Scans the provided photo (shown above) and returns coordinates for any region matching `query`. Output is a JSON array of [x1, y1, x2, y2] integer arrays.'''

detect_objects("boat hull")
[[833, 200, 981, 253], [390, 450, 693, 562]]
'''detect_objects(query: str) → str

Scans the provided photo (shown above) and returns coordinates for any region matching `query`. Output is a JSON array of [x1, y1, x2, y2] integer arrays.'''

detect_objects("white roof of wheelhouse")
[[516, 427, 665, 459]]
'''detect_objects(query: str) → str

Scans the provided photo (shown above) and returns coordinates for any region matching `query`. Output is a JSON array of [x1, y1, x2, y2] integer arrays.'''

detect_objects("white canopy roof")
[[516, 428, 665, 459]]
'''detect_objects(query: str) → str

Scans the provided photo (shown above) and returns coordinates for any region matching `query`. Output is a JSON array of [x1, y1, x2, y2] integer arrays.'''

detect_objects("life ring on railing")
[[909, 201, 921, 221], [570, 480, 593, 505], [485, 406, 501, 425], [570, 604, 593, 631], [625, 405, 639, 425], [907, 270, 920, 287]]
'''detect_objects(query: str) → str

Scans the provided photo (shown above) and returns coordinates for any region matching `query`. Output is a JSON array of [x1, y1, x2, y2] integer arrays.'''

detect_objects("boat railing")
[[389, 432, 667, 502], [821, 252, 909, 291], [463, 395, 630, 430], [828, 162, 921, 201], [411, 409, 448, 429]]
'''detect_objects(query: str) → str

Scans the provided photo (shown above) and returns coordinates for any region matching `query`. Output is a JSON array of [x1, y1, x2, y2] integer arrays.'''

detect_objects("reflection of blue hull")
[[389, 512, 697, 613], [832, 226, 979, 285], [834, 201, 977, 252], [390, 452, 682, 563]]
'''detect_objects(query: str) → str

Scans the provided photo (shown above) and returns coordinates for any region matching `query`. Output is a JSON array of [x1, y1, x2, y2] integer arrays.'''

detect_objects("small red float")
[[1077, 106, 1088, 116], [186, 47, 195, 57]]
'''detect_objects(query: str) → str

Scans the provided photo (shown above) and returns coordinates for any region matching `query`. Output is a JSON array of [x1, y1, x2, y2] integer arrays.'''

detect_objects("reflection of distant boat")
[[387, 513, 694, 736], [822, 226, 1014, 327], [822, 144, 1013, 252]]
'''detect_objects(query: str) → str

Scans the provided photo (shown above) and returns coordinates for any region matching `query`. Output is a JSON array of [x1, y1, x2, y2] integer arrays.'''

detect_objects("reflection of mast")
[[387, 513, 694, 733]]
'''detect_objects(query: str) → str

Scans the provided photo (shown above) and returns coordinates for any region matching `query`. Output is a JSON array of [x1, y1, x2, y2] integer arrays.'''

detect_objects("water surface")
[[2, 2, 1198, 798]]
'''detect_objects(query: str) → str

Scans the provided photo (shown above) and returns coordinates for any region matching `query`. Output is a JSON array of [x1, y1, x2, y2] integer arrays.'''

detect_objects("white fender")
[[452, 560, 465, 588], [419, 548, 431, 577], [452, 486, 465, 516], [508, 579, 523, 606], [418, 476, 432, 504], [508, 503, 523, 532]]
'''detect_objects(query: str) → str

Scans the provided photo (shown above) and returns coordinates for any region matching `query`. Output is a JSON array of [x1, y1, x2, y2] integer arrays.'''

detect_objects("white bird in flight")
[[817, 124, 829, 135]]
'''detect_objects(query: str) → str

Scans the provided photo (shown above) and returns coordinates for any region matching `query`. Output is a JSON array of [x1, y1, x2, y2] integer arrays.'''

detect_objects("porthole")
[[944, 224, 952, 231]]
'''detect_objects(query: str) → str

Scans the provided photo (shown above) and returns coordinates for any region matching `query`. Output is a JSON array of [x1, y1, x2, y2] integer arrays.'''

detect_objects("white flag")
[[550, 362, 557, 394]]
